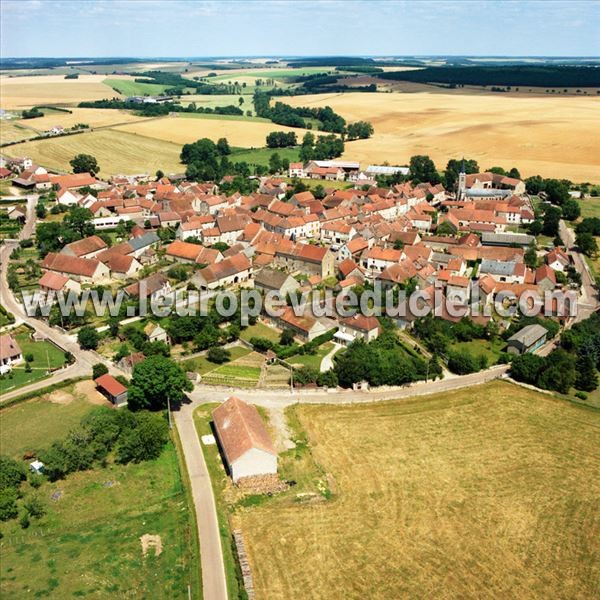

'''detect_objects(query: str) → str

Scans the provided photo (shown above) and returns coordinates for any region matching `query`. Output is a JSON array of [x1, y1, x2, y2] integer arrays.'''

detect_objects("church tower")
[[457, 158, 466, 201]]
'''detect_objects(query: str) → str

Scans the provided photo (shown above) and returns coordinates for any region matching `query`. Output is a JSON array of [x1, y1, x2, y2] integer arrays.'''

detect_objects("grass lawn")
[[449, 338, 506, 365], [286, 342, 334, 370], [237, 381, 600, 599], [180, 345, 251, 376], [577, 197, 600, 219], [0, 368, 50, 395], [14, 331, 67, 369], [240, 322, 281, 343], [0, 443, 199, 599], [230, 145, 300, 167], [0, 383, 200, 599], [0, 383, 96, 457]]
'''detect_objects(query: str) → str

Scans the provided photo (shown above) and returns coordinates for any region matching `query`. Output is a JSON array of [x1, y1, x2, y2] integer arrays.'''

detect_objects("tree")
[[92, 363, 108, 379], [409, 155, 440, 184], [155, 169, 164, 180], [0, 455, 26, 490], [78, 326, 99, 350], [116, 412, 169, 463], [269, 152, 282, 175], [313, 184, 326, 200], [576, 232, 598, 257], [70, 153, 99, 176], [544, 179, 570, 205], [542, 206, 562, 237], [562, 199, 581, 221], [528, 220, 543, 236], [510, 353, 545, 384], [0, 488, 18, 521], [207, 347, 231, 364], [575, 353, 598, 391], [127, 356, 192, 411], [279, 328, 295, 346], [216, 137, 231, 156], [63, 206, 94, 238], [444, 158, 479, 188], [524, 243, 539, 269]]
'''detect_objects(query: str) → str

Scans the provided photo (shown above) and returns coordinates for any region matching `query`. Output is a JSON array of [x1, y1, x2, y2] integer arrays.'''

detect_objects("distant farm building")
[[212, 397, 277, 483], [94, 373, 128, 406]]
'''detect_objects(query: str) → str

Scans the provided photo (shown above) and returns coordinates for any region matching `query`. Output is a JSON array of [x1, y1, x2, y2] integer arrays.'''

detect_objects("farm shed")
[[212, 397, 277, 483], [94, 373, 128, 406], [506, 324, 548, 355]]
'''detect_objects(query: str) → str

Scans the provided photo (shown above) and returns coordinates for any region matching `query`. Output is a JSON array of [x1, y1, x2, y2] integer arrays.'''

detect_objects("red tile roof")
[[95, 373, 127, 397]]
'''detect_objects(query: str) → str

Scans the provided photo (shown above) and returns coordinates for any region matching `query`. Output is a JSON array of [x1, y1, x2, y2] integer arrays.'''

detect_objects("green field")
[[0, 387, 200, 599], [230, 146, 300, 167], [179, 112, 271, 124], [578, 197, 600, 219], [179, 345, 252, 375], [103, 77, 172, 96]]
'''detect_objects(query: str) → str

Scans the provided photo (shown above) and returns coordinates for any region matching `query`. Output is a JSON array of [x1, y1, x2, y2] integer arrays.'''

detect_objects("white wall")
[[231, 448, 277, 482]]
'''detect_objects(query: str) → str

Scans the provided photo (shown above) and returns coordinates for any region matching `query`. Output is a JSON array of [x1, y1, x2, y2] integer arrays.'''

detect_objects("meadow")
[[2, 129, 183, 176], [285, 91, 600, 183], [237, 381, 600, 599], [0, 121, 37, 144], [0, 384, 200, 599]]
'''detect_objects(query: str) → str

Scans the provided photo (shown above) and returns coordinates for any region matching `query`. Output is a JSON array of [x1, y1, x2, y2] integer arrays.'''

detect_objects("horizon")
[[2, 0, 600, 58]]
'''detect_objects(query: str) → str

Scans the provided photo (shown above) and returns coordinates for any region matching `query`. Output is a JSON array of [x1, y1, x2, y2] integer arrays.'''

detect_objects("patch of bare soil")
[[74, 380, 110, 405], [47, 390, 74, 405], [140, 534, 163, 557]]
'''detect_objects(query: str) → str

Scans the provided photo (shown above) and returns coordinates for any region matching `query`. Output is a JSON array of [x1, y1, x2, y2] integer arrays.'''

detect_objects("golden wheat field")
[[239, 382, 600, 600], [0, 120, 37, 144], [2, 129, 183, 176], [114, 113, 310, 148], [285, 92, 600, 183], [0, 74, 117, 109]]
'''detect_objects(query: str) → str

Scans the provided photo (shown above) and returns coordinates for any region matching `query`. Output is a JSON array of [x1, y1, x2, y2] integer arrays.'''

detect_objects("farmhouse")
[[38, 271, 81, 296], [95, 373, 128, 406], [212, 396, 277, 483], [50, 172, 99, 191], [506, 324, 548, 355], [124, 273, 171, 301], [192, 253, 253, 290], [61, 235, 108, 259], [0, 334, 23, 375], [41, 252, 110, 284], [254, 267, 300, 297], [270, 306, 328, 342], [334, 314, 380, 346], [274, 243, 335, 279]]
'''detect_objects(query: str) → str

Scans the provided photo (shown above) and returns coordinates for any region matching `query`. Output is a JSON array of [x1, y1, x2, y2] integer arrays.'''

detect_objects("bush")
[[77, 326, 99, 350], [0, 455, 26, 490], [19, 512, 30, 529], [447, 350, 487, 375], [24, 353, 34, 363], [207, 347, 231, 364], [116, 412, 169, 463], [24, 494, 46, 519], [92, 363, 109, 379], [575, 391, 588, 400], [0, 488, 19, 521], [250, 337, 273, 352]]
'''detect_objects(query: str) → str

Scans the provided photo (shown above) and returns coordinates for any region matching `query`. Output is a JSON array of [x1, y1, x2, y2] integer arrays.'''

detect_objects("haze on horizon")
[[1, 0, 599, 59]]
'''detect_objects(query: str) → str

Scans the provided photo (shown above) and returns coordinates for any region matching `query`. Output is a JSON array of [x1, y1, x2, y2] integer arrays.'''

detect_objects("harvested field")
[[284, 92, 600, 183], [15, 107, 147, 131], [0, 120, 37, 143], [0, 74, 117, 109], [2, 129, 183, 176], [114, 113, 310, 147], [239, 381, 600, 599]]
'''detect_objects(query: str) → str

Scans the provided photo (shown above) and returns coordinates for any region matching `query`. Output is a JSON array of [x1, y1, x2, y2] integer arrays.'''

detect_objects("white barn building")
[[212, 397, 277, 483]]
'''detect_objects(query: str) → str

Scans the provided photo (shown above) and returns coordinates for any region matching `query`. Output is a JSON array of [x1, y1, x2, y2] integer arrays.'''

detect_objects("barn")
[[212, 397, 277, 483]]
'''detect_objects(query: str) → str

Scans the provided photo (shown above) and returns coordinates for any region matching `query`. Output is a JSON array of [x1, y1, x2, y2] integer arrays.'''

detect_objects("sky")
[[1, 0, 599, 58]]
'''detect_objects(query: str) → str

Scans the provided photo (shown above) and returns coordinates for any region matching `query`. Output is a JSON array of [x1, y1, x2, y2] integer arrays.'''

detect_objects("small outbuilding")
[[212, 397, 277, 483], [506, 324, 548, 355], [29, 460, 44, 475], [94, 373, 128, 406]]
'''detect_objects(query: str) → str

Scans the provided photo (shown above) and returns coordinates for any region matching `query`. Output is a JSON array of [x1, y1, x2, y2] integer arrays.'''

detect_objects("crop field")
[[0, 383, 200, 598], [2, 129, 183, 176], [284, 92, 600, 183], [0, 74, 118, 109], [15, 107, 147, 131], [0, 121, 37, 144], [238, 381, 600, 599], [578, 197, 600, 219], [200, 350, 264, 388], [115, 113, 310, 148]]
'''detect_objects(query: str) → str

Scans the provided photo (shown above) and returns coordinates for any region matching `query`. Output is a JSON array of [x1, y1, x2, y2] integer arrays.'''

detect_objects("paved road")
[[173, 402, 228, 600]]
